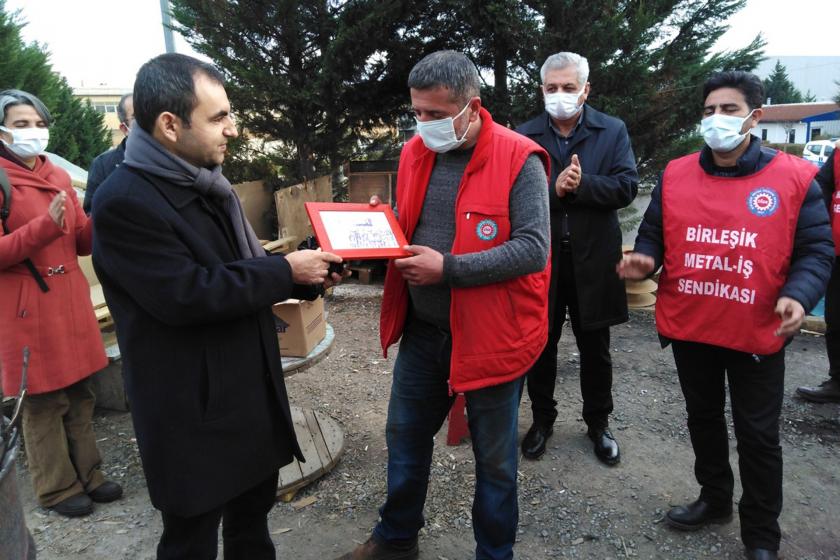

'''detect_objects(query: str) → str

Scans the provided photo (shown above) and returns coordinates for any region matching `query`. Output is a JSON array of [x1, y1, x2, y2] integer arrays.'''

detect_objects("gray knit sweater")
[[408, 149, 550, 330]]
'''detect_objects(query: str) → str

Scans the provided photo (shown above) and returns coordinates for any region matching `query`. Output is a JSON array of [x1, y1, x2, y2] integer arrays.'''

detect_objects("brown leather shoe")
[[334, 537, 418, 560]]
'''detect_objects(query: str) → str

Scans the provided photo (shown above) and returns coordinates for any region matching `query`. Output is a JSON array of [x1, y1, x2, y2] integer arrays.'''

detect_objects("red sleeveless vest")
[[829, 150, 840, 255], [656, 150, 815, 355], [380, 108, 551, 392]]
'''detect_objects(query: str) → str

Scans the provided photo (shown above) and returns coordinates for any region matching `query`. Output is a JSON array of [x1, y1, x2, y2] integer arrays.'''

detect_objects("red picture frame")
[[304, 202, 412, 259]]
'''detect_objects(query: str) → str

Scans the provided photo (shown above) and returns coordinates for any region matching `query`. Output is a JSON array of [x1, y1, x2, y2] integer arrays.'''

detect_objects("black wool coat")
[[92, 166, 309, 517], [516, 106, 639, 331], [84, 138, 126, 214]]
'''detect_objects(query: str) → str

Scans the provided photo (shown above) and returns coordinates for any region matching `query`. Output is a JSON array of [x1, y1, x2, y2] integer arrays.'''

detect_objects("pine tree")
[[169, 0, 763, 184], [170, 0, 435, 184], [763, 60, 803, 105], [0, 0, 110, 167], [507, 0, 764, 179]]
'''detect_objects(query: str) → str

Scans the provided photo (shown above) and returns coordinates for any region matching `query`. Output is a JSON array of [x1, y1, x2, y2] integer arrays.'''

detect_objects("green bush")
[[765, 143, 803, 156]]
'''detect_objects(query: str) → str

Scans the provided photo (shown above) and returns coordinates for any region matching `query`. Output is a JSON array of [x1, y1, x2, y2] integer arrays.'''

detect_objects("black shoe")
[[521, 423, 553, 459], [50, 492, 94, 517], [88, 480, 123, 503], [796, 378, 840, 403], [665, 498, 732, 531], [744, 548, 778, 560], [587, 427, 620, 466]]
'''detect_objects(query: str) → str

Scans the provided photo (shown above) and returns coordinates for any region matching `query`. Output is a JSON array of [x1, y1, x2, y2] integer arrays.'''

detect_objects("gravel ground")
[[14, 282, 840, 559]]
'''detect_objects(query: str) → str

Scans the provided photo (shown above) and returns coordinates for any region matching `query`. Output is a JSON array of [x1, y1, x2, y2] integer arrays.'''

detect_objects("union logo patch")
[[476, 219, 498, 241], [747, 187, 779, 217]]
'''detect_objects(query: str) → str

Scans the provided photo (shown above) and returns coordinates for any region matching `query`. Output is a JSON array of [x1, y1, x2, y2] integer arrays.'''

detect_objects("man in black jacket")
[[516, 52, 638, 465], [797, 140, 840, 403], [619, 71, 832, 560], [92, 54, 344, 559], [83, 93, 132, 214]]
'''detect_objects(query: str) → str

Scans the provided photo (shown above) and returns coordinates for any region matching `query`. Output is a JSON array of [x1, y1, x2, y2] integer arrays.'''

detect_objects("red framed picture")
[[304, 202, 412, 259]]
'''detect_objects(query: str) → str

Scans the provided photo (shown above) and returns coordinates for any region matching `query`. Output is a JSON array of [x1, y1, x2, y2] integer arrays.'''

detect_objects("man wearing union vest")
[[335, 51, 551, 560], [797, 140, 840, 403], [618, 71, 833, 560]]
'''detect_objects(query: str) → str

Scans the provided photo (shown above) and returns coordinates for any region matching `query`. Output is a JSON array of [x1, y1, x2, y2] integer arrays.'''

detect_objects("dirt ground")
[[14, 282, 840, 559]]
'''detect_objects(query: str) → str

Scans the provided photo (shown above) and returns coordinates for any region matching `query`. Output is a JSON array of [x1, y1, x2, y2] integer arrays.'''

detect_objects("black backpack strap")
[[0, 168, 50, 293]]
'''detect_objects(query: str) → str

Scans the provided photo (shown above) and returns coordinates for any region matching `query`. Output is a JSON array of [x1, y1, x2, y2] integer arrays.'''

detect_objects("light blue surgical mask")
[[544, 89, 584, 120], [0, 126, 49, 159], [415, 102, 472, 153], [700, 110, 755, 153]]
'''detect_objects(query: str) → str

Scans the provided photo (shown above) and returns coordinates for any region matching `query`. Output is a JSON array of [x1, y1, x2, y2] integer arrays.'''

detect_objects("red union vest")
[[379, 107, 551, 393], [656, 150, 816, 355], [830, 150, 840, 255]]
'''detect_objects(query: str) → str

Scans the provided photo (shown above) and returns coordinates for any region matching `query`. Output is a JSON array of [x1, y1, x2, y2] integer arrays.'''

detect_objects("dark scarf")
[[123, 126, 264, 259]]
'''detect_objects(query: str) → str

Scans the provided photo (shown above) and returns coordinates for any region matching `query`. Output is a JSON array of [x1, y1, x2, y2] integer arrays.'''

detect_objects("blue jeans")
[[373, 319, 523, 560]]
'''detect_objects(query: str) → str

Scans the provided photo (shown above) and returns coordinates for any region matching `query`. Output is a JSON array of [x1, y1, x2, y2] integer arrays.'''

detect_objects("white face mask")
[[415, 102, 472, 153], [700, 111, 754, 153], [0, 126, 50, 159], [544, 89, 584, 120]]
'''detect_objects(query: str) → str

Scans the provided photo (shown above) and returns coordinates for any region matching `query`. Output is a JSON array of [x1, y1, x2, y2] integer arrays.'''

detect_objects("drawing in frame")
[[304, 202, 412, 259]]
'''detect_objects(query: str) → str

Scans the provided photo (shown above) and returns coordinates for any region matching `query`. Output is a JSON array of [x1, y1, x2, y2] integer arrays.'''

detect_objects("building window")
[[761, 128, 767, 141], [788, 129, 795, 143], [93, 103, 118, 114]]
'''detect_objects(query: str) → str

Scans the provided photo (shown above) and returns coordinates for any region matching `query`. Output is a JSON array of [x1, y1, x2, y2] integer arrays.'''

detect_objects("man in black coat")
[[516, 51, 638, 465], [92, 54, 344, 559], [84, 93, 132, 214], [797, 140, 840, 403]]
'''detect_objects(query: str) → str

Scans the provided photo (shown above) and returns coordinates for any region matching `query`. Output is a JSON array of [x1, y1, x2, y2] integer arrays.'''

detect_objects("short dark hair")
[[116, 93, 133, 124], [702, 71, 764, 110], [407, 50, 480, 106], [133, 53, 225, 132]]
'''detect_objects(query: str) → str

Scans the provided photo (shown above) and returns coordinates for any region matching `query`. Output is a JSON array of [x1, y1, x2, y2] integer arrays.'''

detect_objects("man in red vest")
[[336, 50, 551, 560], [618, 71, 833, 560], [797, 140, 840, 403]]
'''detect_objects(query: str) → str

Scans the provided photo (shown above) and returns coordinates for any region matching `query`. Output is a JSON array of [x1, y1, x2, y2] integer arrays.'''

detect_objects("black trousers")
[[526, 250, 613, 430], [157, 471, 280, 560], [671, 340, 785, 551], [824, 256, 840, 379]]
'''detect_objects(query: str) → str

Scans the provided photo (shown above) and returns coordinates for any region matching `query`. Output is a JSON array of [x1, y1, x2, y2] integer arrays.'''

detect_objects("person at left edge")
[[0, 88, 123, 518], [83, 93, 133, 214], [91, 54, 344, 559], [335, 50, 551, 560]]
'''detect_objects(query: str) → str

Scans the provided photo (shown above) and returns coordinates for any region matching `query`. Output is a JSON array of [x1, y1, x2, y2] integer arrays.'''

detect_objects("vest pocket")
[[453, 283, 522, 357], [460, 205, 510, 246]]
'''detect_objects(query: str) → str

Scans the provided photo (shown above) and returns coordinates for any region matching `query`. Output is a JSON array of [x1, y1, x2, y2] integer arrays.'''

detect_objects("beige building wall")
[[74, 87, 130, 147]]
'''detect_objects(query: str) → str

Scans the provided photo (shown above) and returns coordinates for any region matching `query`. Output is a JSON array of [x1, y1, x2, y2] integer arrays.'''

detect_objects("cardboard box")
[[272, 298, 326, 358]]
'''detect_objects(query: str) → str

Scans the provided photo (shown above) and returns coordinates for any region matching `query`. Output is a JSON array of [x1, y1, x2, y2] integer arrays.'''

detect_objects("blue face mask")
[[415, 102, 472, 153], [0, 126, 49, 159], [700, 110, 754, 152]]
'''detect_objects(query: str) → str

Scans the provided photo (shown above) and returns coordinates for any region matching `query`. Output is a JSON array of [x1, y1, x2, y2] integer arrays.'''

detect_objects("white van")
[[802, 140, 836, 166]]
